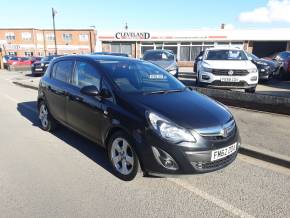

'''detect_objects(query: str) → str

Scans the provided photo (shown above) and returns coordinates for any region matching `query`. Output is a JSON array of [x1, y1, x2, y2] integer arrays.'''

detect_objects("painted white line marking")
[[167, 178, 255, 218], [238, 154, 290, 176]]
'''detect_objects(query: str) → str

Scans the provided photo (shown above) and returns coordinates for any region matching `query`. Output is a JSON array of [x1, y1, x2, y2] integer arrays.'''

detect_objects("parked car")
[[196, 47, 258, 93], [94, 52, 129, 57], [38, 55, 240, 181], [272, 51, 290, 80], [2, 55, 14, 69], [193, 51, 204, 73], [143, 49, 179, 77], [247, 53, 279, 82], [7, 57, 32, 70], [31, 55, 60, 75]]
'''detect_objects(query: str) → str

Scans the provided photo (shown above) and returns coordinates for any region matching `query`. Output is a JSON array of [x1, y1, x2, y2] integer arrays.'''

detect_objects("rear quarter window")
[[52, 60, 74, 83]]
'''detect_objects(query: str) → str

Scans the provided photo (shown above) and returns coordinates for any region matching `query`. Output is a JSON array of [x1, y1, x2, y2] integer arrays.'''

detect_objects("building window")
[[63, 33, 72, 41], [180, 46, 190, 61], [24, 52, 33, 57], [111, 43, 132, 56], [5, 32, 16, 41], [46, 33, 55, 41], [37, 33, 43, 41], [22, 32, 32, 40], [8, 51, 17, 56], [79, 34, 89, 41]]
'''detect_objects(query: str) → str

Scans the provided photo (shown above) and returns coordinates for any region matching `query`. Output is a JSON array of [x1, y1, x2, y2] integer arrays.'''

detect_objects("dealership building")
[[1, 27, 290, 67], [97, 28, 290, 66]]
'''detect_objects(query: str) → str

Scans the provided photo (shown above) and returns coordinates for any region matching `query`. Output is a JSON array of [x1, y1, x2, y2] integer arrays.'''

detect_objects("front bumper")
[[136, 126, 241, 175], [198, 71, 258, 89]]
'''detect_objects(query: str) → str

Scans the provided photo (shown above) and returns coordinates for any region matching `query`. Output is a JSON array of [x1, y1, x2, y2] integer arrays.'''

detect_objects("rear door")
[[45, 60, 74, 123]]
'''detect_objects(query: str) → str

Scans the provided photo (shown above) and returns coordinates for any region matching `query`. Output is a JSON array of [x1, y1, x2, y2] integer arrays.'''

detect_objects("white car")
[[196, 47, 258, 93]]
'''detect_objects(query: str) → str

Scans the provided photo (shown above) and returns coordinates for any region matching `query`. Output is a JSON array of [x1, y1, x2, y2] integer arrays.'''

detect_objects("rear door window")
[[52, 60, 74, 83]]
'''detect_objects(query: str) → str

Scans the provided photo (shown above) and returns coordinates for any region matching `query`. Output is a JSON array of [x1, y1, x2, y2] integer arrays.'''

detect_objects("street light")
[[89, 25, 96, 53], [52, 8, 58, 55]]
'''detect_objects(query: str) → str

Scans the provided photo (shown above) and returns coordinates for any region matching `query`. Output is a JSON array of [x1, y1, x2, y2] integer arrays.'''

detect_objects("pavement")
[[0, 69, 290, 217]]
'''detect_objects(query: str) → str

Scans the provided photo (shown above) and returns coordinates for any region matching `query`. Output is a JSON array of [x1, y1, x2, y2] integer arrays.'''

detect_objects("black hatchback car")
[[38, 55, 240, 180], [31, 55, 60, 75]]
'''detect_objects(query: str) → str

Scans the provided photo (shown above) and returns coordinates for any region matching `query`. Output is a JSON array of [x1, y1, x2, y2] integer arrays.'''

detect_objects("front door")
[[66, 60, 103, 143]]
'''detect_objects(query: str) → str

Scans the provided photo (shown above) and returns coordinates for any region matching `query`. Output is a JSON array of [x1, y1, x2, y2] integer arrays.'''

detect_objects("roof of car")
[[54, 54, 137, 62], [144, 49, 174, 53], [207, 47, 243, 51]]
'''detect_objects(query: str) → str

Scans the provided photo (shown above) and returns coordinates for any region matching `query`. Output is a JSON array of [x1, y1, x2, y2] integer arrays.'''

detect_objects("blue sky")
[[1, 0, 290, 30]]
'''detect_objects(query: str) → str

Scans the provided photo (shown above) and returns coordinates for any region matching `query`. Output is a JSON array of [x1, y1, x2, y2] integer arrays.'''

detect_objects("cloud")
[[239, 0, 290, 23]]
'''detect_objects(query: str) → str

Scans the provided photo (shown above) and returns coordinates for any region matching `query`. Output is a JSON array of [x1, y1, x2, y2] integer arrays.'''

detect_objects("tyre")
[[245, 87, 256, 93], [195, 72, 200, 87], [107, 131, 140, 181], [38, 101, 57, 132], [278, 68, 286, 80]]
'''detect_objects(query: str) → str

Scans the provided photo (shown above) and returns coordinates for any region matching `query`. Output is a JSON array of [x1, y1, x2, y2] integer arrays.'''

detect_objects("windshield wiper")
[[143, 88, 186, 95]]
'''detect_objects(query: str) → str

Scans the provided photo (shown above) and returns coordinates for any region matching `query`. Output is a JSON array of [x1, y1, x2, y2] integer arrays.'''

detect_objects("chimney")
[[221, 23, 225, 29]]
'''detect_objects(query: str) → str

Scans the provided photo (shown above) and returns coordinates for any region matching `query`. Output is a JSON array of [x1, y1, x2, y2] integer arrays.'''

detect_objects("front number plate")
[[211, 143, 237, 161], [220, 77, 239, 82]]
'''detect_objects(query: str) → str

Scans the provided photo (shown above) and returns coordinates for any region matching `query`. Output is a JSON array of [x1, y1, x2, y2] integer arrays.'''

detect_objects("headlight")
[[201, 66, 213, 73], [248, 68, 258, 73], [166, 64, 177, 72], [147, 112, 196, 143], [168, 69, 177, 75], [41, 63, 44, 67]]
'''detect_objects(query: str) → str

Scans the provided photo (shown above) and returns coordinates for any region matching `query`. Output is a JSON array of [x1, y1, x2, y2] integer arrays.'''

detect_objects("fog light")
[[251, 76, 257, 81], [152, 146, 179, 170], [261, 69, 265, 72], [202, 75, 210, 80]]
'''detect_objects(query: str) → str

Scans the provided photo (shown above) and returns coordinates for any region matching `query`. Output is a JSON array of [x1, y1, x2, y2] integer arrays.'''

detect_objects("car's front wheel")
[[245, 87, 256, 93], [38, 101, 57, 132], [107, 131, 140, 181]]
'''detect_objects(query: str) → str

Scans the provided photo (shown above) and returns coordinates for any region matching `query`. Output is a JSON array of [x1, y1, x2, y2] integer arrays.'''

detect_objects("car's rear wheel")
[[38, 101, 57, 132], [107, 131, 140, 181]]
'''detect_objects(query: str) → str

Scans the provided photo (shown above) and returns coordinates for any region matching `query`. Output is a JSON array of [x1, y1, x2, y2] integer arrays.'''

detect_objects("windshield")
[[41, 56, 54, 62], [99, 60, 185, 94], [143, 51, 174, 61], [205, 50, 248, 60]]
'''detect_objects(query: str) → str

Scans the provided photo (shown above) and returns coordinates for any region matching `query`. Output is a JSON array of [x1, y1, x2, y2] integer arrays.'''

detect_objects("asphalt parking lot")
[[0, 70, 289, 217]]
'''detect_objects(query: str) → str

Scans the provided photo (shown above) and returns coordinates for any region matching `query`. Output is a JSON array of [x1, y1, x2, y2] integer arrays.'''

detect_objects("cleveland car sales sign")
[[115, 32, 150, 40]]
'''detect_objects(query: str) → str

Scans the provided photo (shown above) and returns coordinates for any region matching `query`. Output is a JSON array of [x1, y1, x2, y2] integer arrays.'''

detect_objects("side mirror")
[[80, 85, 99, 96], [248, 56, 253, 61], [197, 56, 203, 61], [99, 88, 112, 99]]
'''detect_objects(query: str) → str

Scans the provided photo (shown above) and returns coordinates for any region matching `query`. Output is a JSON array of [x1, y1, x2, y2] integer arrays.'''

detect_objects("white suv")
[[196, 47, 258, 93]]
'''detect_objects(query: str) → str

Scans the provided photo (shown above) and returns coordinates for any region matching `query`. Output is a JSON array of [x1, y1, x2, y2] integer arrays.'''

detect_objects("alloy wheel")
[[39, 104, 48, 129], [110, 137, 134, 175]]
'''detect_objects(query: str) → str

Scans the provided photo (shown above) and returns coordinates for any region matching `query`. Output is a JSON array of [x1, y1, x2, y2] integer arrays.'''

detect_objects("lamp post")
[[89, 25, 96, 53], [52, 8, 58, 55]]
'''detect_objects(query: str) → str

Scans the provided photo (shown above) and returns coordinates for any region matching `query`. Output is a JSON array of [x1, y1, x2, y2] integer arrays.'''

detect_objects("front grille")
[[212, 69, 249, 76], [211, 81, 247, 87], [191, 152, 237, 171]]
